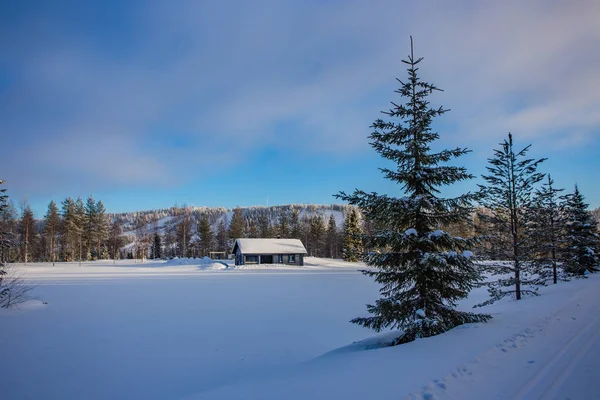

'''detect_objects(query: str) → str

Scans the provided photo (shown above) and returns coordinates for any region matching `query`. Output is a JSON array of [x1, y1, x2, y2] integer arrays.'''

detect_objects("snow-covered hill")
[[114, 203, 349, 237]]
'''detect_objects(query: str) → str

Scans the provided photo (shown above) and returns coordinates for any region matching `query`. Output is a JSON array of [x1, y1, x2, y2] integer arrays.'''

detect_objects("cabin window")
[[278, 255, 283, 263], [245, 255, 258, 264], [288, 254, 296, 263]]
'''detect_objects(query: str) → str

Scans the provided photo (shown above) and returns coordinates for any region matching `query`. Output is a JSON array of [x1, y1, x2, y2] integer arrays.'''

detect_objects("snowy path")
[[408, 278, 600, 400]]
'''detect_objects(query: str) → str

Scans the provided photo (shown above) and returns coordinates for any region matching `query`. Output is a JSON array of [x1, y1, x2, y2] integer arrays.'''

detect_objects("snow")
[[429, 229, 445, 238], [405, 228, 418, 236], [1, 260, 600, 399], [232, 238, 307, 254]]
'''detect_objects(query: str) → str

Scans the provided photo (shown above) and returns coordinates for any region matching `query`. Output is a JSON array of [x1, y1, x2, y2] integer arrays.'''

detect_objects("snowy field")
[[1, 258, 599, 399]]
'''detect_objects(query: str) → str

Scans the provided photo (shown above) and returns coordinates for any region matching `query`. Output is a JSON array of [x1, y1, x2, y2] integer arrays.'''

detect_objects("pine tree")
[[336, 38, 490, 343], [95, 200, 109, 259], [529, 175, 565, 284], [60, 198, 78, 262], [0, 180, 11, 301], [84, 195, 97, 260], [247, 219, 259, 238], [562, 186, 600, 275], [197, 215, 213, 257], [228, 207, 245, 240], [175, 207, 192, 258], [0, 192, 17, 264], [150, 232, 162, 260], [43, 201, 60, 265], [278, 209, 290, 238], [258, 213, 272, 238], [308, 214, 326, 257], [216, 219, 228, 253], [108, 219, 123, 263], [325, 214, 339, 258], [19, 204, 36, 265], [74, 197, 86, 265], [342, 208, 363, 262], [289, 208, 301, 240], [476, 133, 546, 305]]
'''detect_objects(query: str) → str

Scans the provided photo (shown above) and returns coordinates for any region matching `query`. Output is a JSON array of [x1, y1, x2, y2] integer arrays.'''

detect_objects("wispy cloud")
[[0, 0, 598, 201]]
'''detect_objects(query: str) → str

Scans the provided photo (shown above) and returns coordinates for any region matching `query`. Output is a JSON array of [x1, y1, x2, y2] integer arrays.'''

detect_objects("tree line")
[[0, 195, 120, 265], [0, 198, 367, 263]]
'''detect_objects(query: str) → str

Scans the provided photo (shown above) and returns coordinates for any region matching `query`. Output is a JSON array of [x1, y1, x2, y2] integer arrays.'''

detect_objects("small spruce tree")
[[562, 185, 600, 275], [337, 38, 490, 344], [476, 133, 546, 306]]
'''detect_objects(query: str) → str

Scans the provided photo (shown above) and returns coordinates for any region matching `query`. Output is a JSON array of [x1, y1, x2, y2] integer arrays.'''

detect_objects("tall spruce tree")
[[476, 133, 546, 305], [337, 38, 490, 344], [529, 175, 565, 284], [342, 208, 363, 262], [562, 185, 600, 275]]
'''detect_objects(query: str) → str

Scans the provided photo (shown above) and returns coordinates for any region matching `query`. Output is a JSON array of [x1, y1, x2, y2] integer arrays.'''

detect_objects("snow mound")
[[164, 257, 230, 270]]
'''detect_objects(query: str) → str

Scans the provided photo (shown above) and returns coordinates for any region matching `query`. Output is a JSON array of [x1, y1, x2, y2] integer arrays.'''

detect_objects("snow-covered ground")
[[1, 259, 599, 399]]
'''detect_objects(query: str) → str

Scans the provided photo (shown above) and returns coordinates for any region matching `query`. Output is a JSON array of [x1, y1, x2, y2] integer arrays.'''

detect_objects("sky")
[[1, 0, 599, 217]]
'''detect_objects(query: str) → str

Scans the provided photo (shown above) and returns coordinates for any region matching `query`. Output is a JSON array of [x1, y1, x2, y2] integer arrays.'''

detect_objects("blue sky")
[[1, 0, 599, 217]]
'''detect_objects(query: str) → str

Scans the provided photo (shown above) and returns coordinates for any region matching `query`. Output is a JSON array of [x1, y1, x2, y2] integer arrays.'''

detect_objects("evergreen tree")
[[278, 209, 290, 238], [308, 214, 326, 257], [247, 219, 259, 238], [197, 215, 213, 257], [108, 219, 123, 263], [60, 197, 78, 262], [325, 214, 339, 258], [0, 180, 11, 301], [337, 38, 490, 344], [43, 201, 60, 265], [289, 209, 301, 240], [216, 219, 228, 253], [529, 175, 565, 284], [175, 207, 192, 258], [74, 197, 86, 265], [258, 213, 272, 238], [476, 133, 546, 305], [562, 186, 600, 275], [95, 200, 109, 259], [84, 195, 97, 260], [150, 232, 162, 259], [342, 208, 363, 262], [0, 193, 17, 264], [228, 207, 245, 240], [18, 204, 36, 265]]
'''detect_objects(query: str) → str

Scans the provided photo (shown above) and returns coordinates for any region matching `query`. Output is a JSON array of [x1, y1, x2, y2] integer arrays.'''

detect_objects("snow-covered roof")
[[232, 238, 307, 255]]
